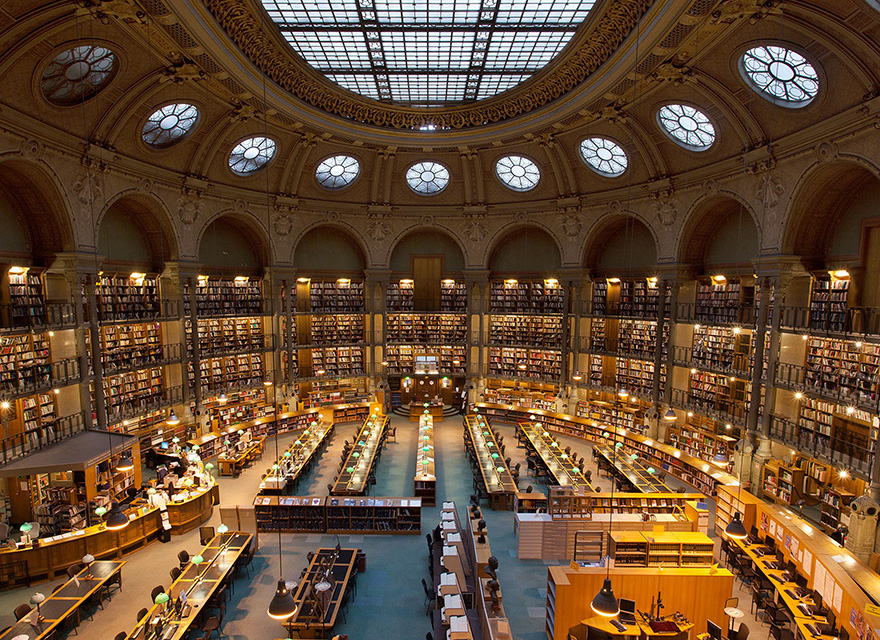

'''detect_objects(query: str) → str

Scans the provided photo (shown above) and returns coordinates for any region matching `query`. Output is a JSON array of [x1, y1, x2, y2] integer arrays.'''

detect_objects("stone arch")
[[487, 225, 562, 275], [582, 212, 659, 275], [97, 191, 179, 270], [387, 226, 467, 273], [292, 224, 366, 273], [198, 212, 272, 272], [782, 158, 880, 263], [677, 192, 761, 268], [0, 156, 74, 259]]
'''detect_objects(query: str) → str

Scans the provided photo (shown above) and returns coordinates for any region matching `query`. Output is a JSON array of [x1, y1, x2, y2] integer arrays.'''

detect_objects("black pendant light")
[[105, 501, 129, 530], [725, 511, 748, 539], [267, 578, 297, 620], [116, 450, 134, 472], [591, 577, 620, 617]]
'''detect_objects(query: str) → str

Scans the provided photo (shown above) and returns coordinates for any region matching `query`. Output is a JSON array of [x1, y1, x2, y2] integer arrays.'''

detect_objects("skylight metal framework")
[[261, 0, 596, 106]]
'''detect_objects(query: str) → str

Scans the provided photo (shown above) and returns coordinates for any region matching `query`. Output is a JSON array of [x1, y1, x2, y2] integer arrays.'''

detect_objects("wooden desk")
[[218, 437, 264, 476], [415, 415, 436, 506], [411, 403, 444, 422], [259, 421, 334, 494], [520, 422, 592, 488], [332, 414, 388, 495], [0, 560, 124, 640], [594, 445, 671, 493], [287, 547, 358, 638], [464, 414, 515, 510], [583, 616, 693, 639], [123, 532, 252, 640]]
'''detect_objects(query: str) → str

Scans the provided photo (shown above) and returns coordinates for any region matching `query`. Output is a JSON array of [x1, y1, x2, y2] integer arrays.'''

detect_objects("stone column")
[[748, 276, 773, 488], [847, 493, 879, 564], [84, 273, 107, 430], [463, 269, 490, 403], [364, 269, 391, 394]]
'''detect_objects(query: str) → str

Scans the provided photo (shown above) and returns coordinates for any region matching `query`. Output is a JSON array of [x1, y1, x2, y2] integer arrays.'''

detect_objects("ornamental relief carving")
[[198, 0, 654, 130]]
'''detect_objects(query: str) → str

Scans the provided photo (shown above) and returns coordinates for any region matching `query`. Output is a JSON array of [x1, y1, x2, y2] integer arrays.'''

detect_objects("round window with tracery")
[[315, 155, 360, 189], [142, 103, 200, 148], [740, 45, 819, 107], [579, 138, 628, 177], [656, 104, 716, 151], [406, 161, 449, 195], [495, 155, 541, 191], [41, 45, 117, 105], [228, 137, 277, 175]]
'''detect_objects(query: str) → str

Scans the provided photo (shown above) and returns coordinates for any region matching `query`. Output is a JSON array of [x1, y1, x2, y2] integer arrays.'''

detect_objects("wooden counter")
[[218, 436, 265, 476], [411, 404, 445, 422], [0, 485, 215, 583]]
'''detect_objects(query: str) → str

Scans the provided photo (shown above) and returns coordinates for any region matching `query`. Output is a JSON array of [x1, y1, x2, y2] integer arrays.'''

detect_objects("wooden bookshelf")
[[326, 497, 422, 534], [715, 484, 759, 538], [694, 277, 753, 325], [386, 280, 414, 312], [489, 280, 564, 313], [253, 495, 327, 532], [615, 358, 664, 399], [761, 459, 804, 506], [309, 279, 364, 313], [386, 313, 466, 343], [310, 346, 364, 377], [666, 424, 735, 467], [804, 336, 879, 403], [547, 488, 704, 519], [95, 272, 160, 322], [188, 353, 264, 392], [88, 322, 162, 371], [820, 486, 855, 534], [184, 276, 263, 317], [692, 325, 752, 373], [489, 314, 561, 347], [574, 400, 643, 434], [97, 367, 163, 416], [310, 313, 364, 345], [186, 316, 263, 356], [483, 381, 557, 410], [0, 332, 51, 394], [488, 346, 561, 380], [609, 531, 714, 567], [440, 280, 467, 311], [6, 267, 46, 327], [809, 274, 849, 332], [618, 319, 667, 358]]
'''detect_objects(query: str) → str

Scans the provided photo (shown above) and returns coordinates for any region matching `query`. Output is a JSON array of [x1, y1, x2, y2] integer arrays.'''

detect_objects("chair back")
[[13, 603, 32, 620]]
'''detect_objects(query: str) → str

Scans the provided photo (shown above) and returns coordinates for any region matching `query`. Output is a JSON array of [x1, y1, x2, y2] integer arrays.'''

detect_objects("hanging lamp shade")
[[713, 450, 729, 466], [167, 411, 180, 426], [217, 523, 229, 534], [116, 453, 134, 472], [218, 392, 228, 404], [663, 407, 677, 421], [591, 577, 620, 617], [105, 502, 129, 530], [725, 512, 748, 539], [617, 388, 629, 398], [268, 579, 297, 620]]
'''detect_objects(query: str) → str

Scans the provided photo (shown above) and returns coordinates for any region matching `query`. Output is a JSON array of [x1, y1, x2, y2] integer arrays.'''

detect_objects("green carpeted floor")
[[0, 415, 735, 640]]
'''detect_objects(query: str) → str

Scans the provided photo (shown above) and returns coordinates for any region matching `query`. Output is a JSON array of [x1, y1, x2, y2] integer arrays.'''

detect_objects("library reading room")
[[4, 0, 880, 639]]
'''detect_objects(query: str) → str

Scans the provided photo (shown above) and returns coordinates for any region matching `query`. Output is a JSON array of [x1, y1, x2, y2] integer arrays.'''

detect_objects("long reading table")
[[464, 414, 515, 510], [259, 421, 334, 494], [287, 547, 359, 638], [520, 421, 592, 488], [331, 413, 388, 495], [594, 445, 670, 493]]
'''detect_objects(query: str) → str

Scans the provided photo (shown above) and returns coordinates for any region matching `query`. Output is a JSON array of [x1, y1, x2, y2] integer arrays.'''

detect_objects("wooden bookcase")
[[95, 272, 160, 322], [184, 276, 263, 317], [252, 496, 421, 534], [386, 313, 466, 343], [666, 424, 735, 466], [694, 277, 754, 325], [386, 280, 414, 311], [547, 488, 704, 519], [809, 274, 849, 332], [489, 314, 562, 347], [609, 531, 714, 567], [88, 322, 162, 371], [5, 266, 46, 327], [439, 280, 467, 311], [308, 279, 364, 313], [489, 280, 564, 313], [488, 346, 561, 381], [820, 486, 855, 534], [0, 332, 51, 394]]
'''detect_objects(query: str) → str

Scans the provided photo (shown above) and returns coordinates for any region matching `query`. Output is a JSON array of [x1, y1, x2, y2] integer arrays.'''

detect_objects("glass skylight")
[[228, 137, 277, 175], [740, 45, 818, 107], [579, 137, 627, 176], [406, 161, 450, 194], [316, 155, 360, 189], [495, 155, 540, 191], [142, 103, 200, 147], [261, 0, 596, 106], [656, 104, 716, 151], [41, 45, 117, 105]]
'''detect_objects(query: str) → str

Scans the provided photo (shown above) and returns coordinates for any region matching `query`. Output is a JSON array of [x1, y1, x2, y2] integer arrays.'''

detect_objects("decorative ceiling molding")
[[198, 0, 653, 130]]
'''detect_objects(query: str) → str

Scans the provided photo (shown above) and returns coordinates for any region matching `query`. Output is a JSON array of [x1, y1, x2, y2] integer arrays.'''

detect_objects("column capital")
[[165, 260, 202, 281], [653, 262, 697, 284], [264, 266, 298, 283], [461, 269, 490, 286], [47, 252, 101, 279], [364, 269, 392, 287]]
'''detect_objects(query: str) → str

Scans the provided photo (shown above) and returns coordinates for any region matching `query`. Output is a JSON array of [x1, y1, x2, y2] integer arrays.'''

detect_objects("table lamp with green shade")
[[154, 591, 170, 610]]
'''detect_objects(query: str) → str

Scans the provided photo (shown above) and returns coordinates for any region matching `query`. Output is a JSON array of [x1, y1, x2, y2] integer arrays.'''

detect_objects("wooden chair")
[[14, 603, 32, 620]]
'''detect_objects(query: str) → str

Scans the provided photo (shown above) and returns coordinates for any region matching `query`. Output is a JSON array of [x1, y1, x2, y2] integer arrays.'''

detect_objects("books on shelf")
[[804, 336, 878, 403], [489, 280, 563, 313], [188, 353, 264, 391], [184, 276, 263, 317], [309, 314, 364, 345], [95, 273, 160, 322], [488, 315, 561, 347], [311, 346, 364, 377], [88, 322, 162, 371], [387, 314, 466, 344], [387, 281, 414, 312], [488, 346, 561, 381], [385, 345, 466, 375], [186, 316, 263, 356], [810, 277, 849, 332], [440, 280, 467, 311], [309, 280, 364, 313], [615, 359, 665, 399], [618, 319, 668, 358], [694, 279, 752, 325], [8, 268, 46, 326], [98, 367, 163, 415], [0, 333, 51, 394]]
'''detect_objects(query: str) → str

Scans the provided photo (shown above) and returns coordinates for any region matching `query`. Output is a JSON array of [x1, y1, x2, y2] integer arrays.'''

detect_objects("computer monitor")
[[619, 598, 636, 623], [160, 442, 169, 450], [795, 573, 808, 589], [786, 561, 797, 576], [750, 526, 760, 540], [708, 620, 723, 640], [813, 592, 823, 609], [764, 535, 775, 547]]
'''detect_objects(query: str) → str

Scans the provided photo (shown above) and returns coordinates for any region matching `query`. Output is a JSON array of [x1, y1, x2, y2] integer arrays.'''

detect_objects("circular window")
[[495, 155, 541, 191], [142, 103, 200, 148], [315, 155, 360, 190], [41, 45, 117, 105], [740, 45, 819, 107], [228, 136, 277, 175], [656, 104, 716, 151], [406, 161, 450, 195], [579, 138, 628, 177]]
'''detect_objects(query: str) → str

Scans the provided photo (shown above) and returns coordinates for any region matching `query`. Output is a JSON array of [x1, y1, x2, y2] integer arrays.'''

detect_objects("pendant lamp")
[[105, 502, 129, 530], [725, 511, 748, 539], [662, 407, 677, 421], [268, 579, 297, 620], [591, 578, 620, 617]]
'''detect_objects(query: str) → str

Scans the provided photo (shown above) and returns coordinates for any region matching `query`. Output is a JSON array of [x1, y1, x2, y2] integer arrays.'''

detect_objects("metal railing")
[[779, 306, 880, 337], [775, 362, 880, 414], [0, 302, 78, 333], [104, 385, 184, 426], [0, 413, 87, 464], [769, 414, 872, 476]]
